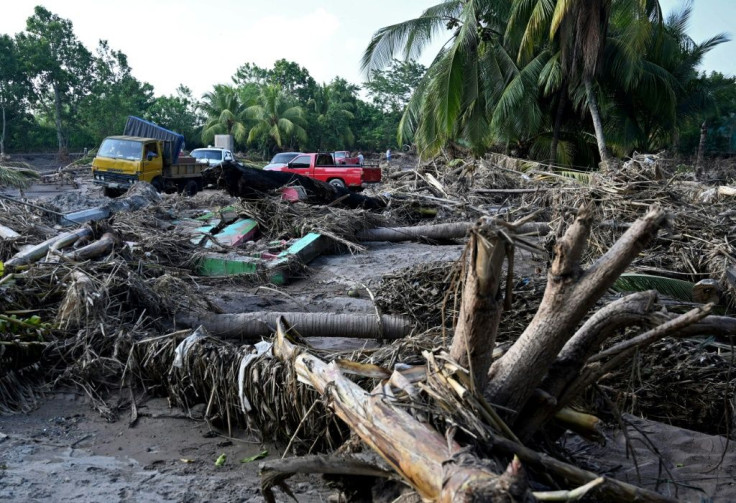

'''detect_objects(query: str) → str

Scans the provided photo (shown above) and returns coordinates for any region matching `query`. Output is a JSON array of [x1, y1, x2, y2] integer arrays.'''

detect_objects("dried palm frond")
[[0, 164, 40, 189]]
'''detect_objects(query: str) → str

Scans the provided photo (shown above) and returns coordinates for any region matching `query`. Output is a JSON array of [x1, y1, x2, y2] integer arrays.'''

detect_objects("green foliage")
[[307, 79, 358, 151], [201, 84, 248, 147], [244, 86, 307, 154], [146, 85, 203, 149], [77, 41, 154, 145], [16, 6, 95, 154], [363, 59, 426, 114], [0, 313, 52, 339], [0, 35, 28, 155], [612, 274, 694, 302]]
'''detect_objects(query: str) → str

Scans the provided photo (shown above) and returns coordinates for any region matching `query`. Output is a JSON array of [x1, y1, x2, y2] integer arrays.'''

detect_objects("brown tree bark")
[[271, 318, 533, 502], [485, 205, 667, 423], [62, 232, 116, 261], [450, 220, 509, 390]]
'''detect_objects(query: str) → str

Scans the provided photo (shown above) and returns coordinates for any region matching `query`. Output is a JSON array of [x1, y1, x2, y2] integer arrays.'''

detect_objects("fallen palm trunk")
[[271, 319, 527, 502], [357, 221, 549, 242], [4, 227, 93, 268], [176, 312, 413, 340]]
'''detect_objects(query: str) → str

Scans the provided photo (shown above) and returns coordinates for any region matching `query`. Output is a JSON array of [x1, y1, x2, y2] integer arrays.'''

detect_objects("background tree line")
[[1, 4, 734, 166], [363, 0, 736, 167], [0, 6, 424, 159]]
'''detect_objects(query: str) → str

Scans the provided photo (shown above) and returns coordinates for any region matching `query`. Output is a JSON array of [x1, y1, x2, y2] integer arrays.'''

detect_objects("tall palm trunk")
[[550, 79, 568, 164], [583, 77, 612, 168], [696, 120, 707, 179], [1, 103, 6, 157]]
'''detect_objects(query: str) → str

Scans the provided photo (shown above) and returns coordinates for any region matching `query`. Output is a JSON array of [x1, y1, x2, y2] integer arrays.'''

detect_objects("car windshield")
[[98, 139, 143, 161], [192, 150, 222, 160], [334, 152, 346, 159], [271, 153, 298, 164]]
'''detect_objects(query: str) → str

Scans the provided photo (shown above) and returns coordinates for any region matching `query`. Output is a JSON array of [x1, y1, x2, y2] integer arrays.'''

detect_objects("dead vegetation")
[[1, 152, 736, 501]]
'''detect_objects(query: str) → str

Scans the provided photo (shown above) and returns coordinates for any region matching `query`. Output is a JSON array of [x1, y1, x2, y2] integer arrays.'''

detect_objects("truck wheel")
[[183, 180, 198, 197], [151, 177, 164, 193], [103, 187, 123, 198], [329, 178, 346, 189]]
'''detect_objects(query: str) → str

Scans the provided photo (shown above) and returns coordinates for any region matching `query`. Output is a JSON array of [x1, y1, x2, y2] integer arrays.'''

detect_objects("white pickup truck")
[[190, 147, 235, 167]]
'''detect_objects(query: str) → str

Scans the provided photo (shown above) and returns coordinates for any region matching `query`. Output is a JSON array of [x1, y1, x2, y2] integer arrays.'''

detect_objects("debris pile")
[[2, 152, 736, 501]]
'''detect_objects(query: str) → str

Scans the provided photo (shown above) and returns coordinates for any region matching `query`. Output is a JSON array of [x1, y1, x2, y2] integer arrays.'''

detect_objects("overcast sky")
[[1, 0, 733, 99]]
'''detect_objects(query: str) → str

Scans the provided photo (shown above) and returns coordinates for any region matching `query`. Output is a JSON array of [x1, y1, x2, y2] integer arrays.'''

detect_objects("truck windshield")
[[191, 150, 222, 160], [98, 139, 143, 160]]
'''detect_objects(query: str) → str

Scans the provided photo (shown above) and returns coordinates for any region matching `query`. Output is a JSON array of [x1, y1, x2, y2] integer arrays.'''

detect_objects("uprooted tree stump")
[[259, 203, 736, 501]]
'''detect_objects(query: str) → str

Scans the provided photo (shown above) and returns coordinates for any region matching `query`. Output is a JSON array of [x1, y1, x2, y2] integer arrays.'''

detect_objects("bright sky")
[[1, 1, 733, 99]]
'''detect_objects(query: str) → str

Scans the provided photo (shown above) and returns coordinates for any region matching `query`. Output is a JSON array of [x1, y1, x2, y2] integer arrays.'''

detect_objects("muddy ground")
[[1, 157, 735, 502]]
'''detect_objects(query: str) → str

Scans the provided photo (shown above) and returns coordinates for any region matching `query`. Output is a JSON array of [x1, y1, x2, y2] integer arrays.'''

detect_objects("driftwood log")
[[4, 226, 93, 268], [61, 232, 116, 262], [356, 221, 549, 243], [272, 318, 678, 502], [271, 319, 535, 502]]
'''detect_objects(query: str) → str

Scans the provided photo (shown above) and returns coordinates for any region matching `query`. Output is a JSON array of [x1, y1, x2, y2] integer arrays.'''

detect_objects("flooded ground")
[[1, 155, 734, 502]]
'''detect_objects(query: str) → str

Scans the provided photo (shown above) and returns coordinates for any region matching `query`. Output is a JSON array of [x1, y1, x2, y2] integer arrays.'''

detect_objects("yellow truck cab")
[[92, 117, 204, 197]]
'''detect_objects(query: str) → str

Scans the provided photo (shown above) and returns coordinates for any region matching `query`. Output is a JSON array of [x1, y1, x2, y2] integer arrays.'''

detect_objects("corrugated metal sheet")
[[123, 116, 185, 164]]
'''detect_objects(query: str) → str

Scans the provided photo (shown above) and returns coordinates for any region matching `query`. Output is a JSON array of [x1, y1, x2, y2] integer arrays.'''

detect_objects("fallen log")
[[176, 312, 413, 340], [271, 319, 531, 502], [4, 227, 93, 268], [62, 232, 116, 261], [357, 221, 549, 243]]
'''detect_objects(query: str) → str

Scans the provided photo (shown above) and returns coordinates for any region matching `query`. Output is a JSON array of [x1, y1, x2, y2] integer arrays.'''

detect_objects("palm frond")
[[612, 273, 694, 302], [0, 166, 40, 189], [361, 1, 461, 73]]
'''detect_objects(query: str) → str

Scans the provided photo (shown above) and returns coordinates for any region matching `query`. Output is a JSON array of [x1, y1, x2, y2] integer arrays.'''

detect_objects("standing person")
[[386, 148, 392, 163], [357, 152, 364, 166]]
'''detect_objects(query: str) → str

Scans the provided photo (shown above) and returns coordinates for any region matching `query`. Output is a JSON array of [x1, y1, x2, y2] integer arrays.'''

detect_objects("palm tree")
[[507, 0, 664, 167], [363, 1, 549, 158], [244, 86, 307, 153], [309, 82, 355, 151], [200, 84, 247, 146]]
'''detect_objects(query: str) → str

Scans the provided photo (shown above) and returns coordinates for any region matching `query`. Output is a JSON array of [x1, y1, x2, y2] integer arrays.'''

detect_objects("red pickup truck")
[[266, 153, 381, 189]]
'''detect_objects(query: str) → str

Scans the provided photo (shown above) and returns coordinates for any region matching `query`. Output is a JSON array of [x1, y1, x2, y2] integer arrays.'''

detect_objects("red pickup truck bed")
[[267, 153, 381, 189]]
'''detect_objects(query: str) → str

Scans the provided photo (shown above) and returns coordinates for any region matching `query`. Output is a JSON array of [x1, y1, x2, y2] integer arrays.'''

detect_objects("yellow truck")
[[92, 117, 204, 197]]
